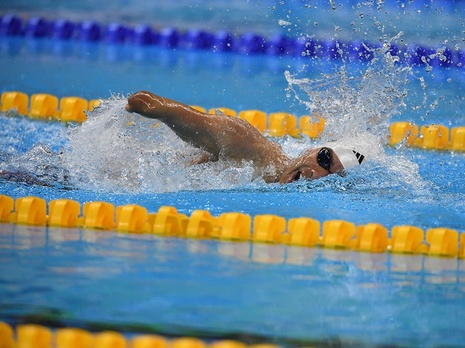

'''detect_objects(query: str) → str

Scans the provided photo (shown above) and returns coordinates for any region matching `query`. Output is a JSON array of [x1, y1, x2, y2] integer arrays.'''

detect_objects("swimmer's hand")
[[125, 91, 165, 118]]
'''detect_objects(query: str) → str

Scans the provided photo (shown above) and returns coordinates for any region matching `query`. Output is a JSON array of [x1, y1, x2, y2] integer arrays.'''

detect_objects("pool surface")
[[1, 1, 465, 347], [2, 223, 465, 347]]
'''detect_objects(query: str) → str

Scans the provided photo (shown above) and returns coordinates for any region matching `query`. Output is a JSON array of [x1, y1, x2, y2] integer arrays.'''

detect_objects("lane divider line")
[[0, 91, 99, 123], [0, 321, 278, 348], [1, 91, 465, 151], [1, 14, 464, 69], [1, 194, 464, 259]]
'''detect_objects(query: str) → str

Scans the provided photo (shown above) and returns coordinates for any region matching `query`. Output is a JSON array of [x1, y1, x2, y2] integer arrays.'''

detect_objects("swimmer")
[[125, 90, 365, 184]]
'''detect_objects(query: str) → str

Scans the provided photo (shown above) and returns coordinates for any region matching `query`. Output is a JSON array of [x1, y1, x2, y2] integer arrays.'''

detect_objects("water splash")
[[0, 144, 68, 187], [0, 42, 434, 195], [0, 115, 69, 187], [59, 42, 433, 195], [284, 43, 432, 195], [64, 97, 256, 193], [287, 48, 410, 138]]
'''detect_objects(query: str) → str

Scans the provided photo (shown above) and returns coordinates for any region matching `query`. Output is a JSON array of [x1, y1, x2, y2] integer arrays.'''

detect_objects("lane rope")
[[1, 194, 464, 259], [0, 321, 280, 348], [0, 14, 464, 68], [1, 91, 465, 152]]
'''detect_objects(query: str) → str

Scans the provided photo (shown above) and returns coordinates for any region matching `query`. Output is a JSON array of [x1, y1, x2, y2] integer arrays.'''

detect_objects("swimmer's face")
[[279, 147, 344, 184]]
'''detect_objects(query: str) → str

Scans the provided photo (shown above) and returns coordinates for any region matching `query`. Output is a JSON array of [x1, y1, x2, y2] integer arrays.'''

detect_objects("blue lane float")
[[132, 24, 158, 45], [51, 19, 76, 40], [0, 14, 22, 36], [0, 14, 464, 68]]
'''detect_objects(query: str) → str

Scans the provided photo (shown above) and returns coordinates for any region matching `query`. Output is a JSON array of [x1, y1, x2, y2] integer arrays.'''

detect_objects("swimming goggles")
[[317, 147, 332, 171]]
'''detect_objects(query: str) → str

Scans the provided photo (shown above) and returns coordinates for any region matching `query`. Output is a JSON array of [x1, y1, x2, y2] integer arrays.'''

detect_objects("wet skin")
[[125, 91, 344, 183]]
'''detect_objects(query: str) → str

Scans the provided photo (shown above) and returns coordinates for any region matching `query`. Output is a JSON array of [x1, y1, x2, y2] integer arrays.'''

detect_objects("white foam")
[[283, 45, 432, 194], [63, 97, 257, 193], [62, 47, 430, 194]]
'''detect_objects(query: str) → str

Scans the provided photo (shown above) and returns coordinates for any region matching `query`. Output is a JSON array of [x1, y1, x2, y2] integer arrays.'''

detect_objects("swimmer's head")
[[279, 146, 365, 184], [332, 147, 365, 170]]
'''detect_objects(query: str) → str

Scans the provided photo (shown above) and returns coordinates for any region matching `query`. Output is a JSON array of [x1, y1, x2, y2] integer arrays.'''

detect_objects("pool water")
[[1, 0, 465, 347], [1, 223, 464, 347]]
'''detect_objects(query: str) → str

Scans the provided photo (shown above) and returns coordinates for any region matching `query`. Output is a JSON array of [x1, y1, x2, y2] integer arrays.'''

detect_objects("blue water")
[[2, 223, 465, 347], [2, 0, 465, 347]]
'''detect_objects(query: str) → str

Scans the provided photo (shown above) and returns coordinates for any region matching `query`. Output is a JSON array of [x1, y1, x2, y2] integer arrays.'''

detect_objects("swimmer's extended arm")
[[126, 91, 221, 157], [125, 91, 289, 174]]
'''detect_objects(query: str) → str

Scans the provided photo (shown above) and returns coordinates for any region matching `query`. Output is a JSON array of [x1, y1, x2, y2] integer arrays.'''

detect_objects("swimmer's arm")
[[126, 91, 221, 156], [125, 91, 289, 169]]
